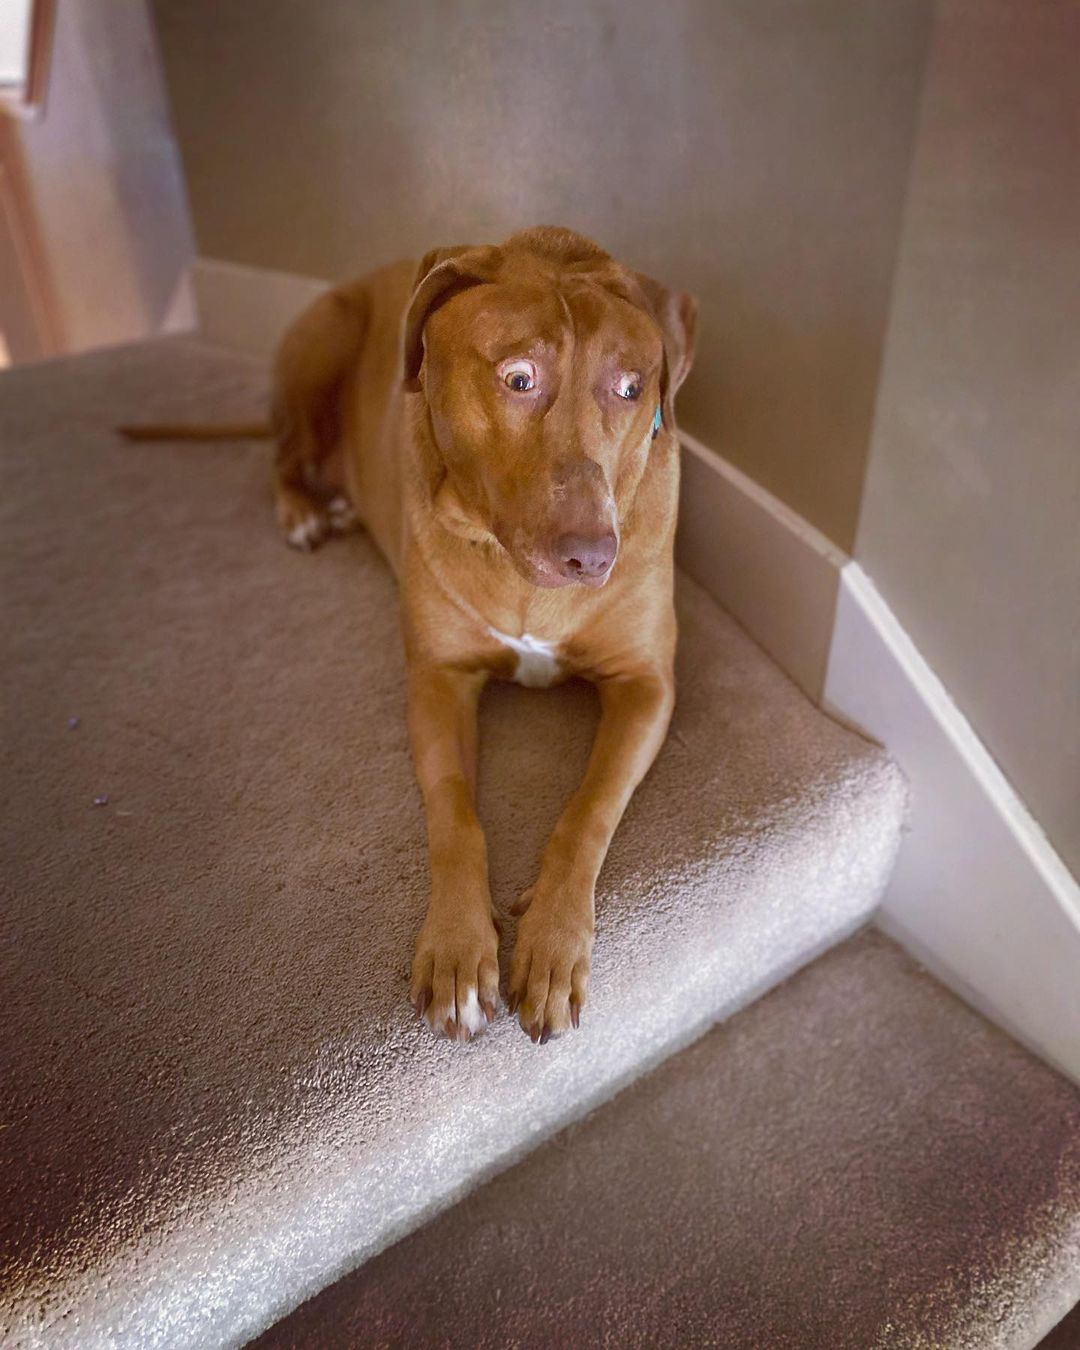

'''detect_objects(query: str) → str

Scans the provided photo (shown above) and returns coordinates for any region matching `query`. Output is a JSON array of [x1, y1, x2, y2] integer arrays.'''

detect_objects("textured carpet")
[[255, 930, 1080, 1350], [0, 339, 905, 1348]]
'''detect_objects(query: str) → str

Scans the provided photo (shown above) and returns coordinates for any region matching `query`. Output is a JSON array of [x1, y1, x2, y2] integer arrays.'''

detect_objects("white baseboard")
[[160, 268, 199, 336], [190, 252, 1080, 1083], [192, 257, 327, 359], [676, 432, 845, 702], [825, 566, 1080, 1083]]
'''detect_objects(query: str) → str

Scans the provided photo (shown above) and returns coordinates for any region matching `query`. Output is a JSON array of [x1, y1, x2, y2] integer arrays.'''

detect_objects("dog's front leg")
[[407, 663, 499, 1040], [509, 670, 675, 1041]]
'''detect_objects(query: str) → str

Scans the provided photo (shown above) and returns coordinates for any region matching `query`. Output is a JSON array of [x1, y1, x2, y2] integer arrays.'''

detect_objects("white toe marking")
[[287, 515, 322, 549], [328, 495, 357, 531], [489, 629, 562, 687], [457, 988, 487, 1036]]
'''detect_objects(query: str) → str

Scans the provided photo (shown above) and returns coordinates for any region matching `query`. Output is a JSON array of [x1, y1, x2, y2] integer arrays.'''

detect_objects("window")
[[0, 0, 55, 120]]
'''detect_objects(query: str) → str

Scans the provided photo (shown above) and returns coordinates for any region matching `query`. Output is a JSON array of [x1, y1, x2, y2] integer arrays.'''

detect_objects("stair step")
[[1040, 1302, 1080, 1348], [1, 339, 905, 1348], [254, 930, 1080, 1350]]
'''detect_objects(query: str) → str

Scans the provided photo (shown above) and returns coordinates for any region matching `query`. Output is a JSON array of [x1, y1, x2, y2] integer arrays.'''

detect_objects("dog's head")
[[403, 227, 697, 589]]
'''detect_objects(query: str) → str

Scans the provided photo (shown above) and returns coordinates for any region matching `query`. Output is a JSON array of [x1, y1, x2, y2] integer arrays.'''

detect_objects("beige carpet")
[[1, 339, 906, 1347], [255, 930, 1080, 1350]]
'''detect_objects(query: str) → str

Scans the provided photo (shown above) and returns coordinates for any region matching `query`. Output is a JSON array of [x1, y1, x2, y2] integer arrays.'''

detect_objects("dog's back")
[[269, 259, 416, 565]]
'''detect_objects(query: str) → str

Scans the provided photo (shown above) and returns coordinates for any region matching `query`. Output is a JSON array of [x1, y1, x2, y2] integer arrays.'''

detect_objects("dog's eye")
[[500, 360, 537, 393], [615, 373, 643, 401]]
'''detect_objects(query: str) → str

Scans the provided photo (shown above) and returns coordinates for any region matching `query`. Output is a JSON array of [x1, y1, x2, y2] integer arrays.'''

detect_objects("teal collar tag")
[[651, 405, 662, 440]]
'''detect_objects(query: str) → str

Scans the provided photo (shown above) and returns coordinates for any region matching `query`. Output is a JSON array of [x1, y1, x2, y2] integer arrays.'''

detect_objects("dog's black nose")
[[556, 531, 618, 580]]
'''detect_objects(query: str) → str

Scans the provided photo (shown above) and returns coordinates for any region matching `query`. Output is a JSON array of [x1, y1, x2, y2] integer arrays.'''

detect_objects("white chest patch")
[[489, 628, 562, 688]]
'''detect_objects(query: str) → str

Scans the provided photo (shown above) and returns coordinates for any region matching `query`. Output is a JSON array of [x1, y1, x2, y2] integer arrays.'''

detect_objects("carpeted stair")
[[0, 338, 1075, 1348], [254, 928, 1080, 1350]]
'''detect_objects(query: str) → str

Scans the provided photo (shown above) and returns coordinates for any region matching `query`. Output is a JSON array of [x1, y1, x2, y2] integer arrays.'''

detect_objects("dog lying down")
[[121, 226, 697, 1045]]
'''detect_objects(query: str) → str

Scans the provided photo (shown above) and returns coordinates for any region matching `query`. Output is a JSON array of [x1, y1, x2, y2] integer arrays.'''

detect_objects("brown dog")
[[126, 226, 696, 1043]]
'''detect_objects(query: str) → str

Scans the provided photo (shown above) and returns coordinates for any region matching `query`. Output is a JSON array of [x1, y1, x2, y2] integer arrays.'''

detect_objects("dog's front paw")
[[410, 909, 499, 1042], [509, 886, 593, 1043]]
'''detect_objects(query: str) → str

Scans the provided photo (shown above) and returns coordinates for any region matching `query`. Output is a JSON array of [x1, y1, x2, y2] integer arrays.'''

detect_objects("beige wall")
[[856, 0, 1080, 875], [16, 0, 194, 353], [151, 0, 931, 551]]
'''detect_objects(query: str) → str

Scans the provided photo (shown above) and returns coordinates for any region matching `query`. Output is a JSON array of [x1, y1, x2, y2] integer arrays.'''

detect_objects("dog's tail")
[[117, 422, 273, 442]]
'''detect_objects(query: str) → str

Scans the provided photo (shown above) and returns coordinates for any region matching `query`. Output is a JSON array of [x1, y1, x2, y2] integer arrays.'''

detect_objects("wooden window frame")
[[0, 0, 57, 123]]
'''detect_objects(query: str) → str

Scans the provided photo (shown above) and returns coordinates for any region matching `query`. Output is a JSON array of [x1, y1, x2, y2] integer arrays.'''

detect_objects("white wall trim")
[[834, 568, 1080, 911], [825, 565, 1080, 1083], [191, 253, 1080, 1082], [192, 256, 327, 359], [676, 432, 845, 701], [674, 416, 1080, 1084]]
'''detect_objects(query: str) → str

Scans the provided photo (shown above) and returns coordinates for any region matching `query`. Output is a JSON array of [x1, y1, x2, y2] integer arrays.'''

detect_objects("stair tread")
[[1, 338, 905, 1348], [255, 929, 1080, 1350]]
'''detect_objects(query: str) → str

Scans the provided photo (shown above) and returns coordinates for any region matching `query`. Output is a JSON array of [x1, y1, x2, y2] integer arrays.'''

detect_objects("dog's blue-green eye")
[[615, 373, 642, 401], [501, 359, 537, 393]]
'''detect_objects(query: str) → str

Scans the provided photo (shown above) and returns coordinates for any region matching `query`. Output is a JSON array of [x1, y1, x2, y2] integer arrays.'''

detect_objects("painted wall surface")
[[150, 0, 931, 551], [16, 0, 194, 353], [856, 0, 1080, 876]]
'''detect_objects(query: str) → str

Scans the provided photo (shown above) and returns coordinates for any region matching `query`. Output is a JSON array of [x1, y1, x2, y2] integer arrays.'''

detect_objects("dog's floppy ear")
[[402, 245, 502, 392], [632, 272, 698, 432]]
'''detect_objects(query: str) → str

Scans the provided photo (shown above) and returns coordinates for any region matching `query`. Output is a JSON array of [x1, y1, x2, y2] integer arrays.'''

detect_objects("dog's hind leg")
[[270, 284, 368, 550]]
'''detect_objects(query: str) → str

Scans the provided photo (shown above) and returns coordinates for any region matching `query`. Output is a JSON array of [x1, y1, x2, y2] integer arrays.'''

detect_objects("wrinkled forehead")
[[430, 276, 662, 368], [562, 281, 664, 370]]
